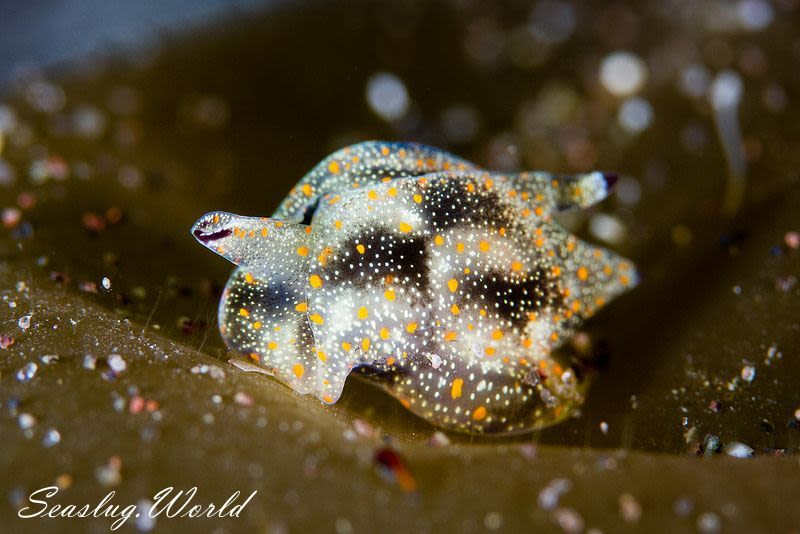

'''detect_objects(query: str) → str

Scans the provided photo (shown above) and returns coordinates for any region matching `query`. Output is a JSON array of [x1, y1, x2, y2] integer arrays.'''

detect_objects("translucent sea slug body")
[[192, 142, 637, 434]]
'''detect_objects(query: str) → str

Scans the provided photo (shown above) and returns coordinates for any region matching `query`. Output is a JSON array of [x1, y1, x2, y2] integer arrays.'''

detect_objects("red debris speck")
[[0, 334, 14, 349], [82, 211, 107, 233], [375, 446, 417, 493], [16, 192, 36, 210], [785, 231, 800, 249], [129, 396, 145, 414], [2, 207, 21, 228]]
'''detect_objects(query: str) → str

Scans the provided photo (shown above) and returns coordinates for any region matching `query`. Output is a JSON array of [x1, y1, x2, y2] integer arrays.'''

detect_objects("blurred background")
[[1, 0, 799, 532], [0, 0, 271, 84]]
